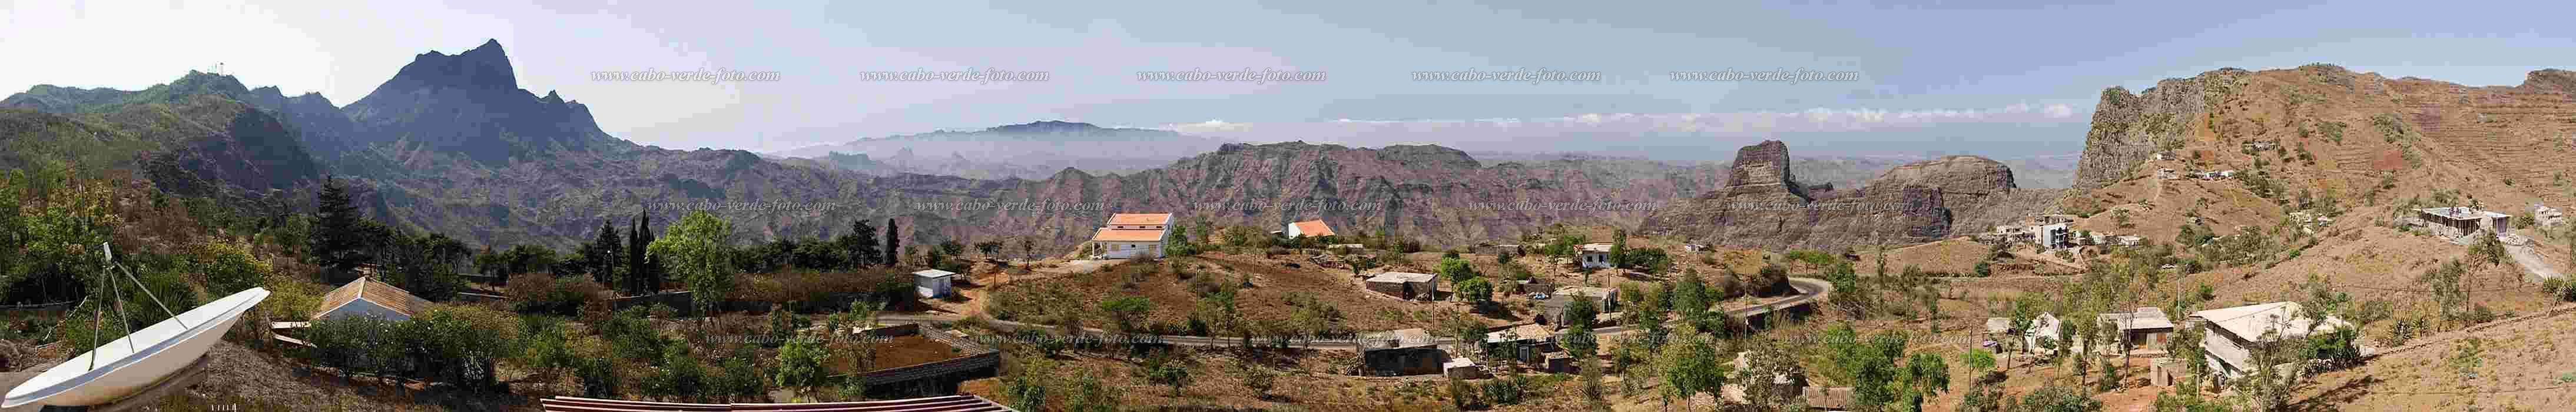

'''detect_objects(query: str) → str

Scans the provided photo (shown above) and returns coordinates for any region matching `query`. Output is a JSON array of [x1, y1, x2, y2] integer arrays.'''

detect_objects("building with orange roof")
[[314, 277, 434, 322], [1286, 219, 1336, 238], [1091, 212, 1172, 258]]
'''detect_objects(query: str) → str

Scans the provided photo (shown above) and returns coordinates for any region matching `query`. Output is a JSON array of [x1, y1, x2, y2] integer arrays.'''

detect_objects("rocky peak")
[[1727, 140, 1803, 198], [2521, 68, 2576, 93], [1869, 155, 2015, 194], [377, 39, 518, 92], [1375, 144, 1480, 170]]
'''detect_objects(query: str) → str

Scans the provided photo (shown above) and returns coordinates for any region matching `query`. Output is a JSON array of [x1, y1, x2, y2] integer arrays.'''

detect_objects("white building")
[[913, 269, 957, 298], [1577, 242, 1615, 268], [1090, 212, 1172, 259], [313, 277, 432, 322], [2020, 313, 2064, 352], [1286, 219, 1337, 238], [2034, 223, 2073, 250], [2189, 302, 2351, 380]]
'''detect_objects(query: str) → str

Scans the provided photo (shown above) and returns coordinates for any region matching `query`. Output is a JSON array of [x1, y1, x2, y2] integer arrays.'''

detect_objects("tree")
[[1673, 268, 1711, 323], [312, 177, 365, 278], [882, 218, 901, 266], [650, 211, 737, 331], [1655, 328, 1727, 406], [1099, 296, 1154, 342], [1457, 277, 1494, 310], [629, 211, 659, 295], [773, 336, 830, 391], [585, 221, 624, 286], [844, 220, 879, 267]]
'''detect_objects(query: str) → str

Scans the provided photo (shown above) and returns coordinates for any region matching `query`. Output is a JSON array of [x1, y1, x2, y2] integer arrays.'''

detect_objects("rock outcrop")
[[1641, 141, 2021, 251], [2071, 69, 2246, 191]]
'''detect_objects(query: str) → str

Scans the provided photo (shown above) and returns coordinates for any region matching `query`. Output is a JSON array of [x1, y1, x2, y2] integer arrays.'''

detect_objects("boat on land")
[[2, 287, 270, 407]]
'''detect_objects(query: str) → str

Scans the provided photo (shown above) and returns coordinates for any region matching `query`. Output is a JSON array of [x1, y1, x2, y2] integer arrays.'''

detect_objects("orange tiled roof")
[[314, 277, 433, 320], [1106, 213, 1172, 225], [1291, 220, 1335, 237], [1091, 228, 1168, 242]]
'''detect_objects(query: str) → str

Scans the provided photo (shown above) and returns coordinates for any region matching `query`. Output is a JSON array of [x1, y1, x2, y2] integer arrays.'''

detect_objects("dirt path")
[[2502, 241, 2564, 281]]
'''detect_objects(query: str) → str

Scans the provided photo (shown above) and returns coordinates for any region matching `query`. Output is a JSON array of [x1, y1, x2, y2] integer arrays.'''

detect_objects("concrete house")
[[2034, 223, 2073, 250], [1090, 212, 1172, 259], [1541, 286, 1619, 326], [2189, 302, 2351, 381], [2412, 207, 2511, 240], [1365, 271, 1441, 301], [1359, 328, 1444, 376], [1577, 242, 1615, 268], [1482, 324, 1560, 364], [2097, 307, 2176, 353], [913, 269, 957, 298], [314, 277, 433, 322], [1285, 219, 1336, 238]]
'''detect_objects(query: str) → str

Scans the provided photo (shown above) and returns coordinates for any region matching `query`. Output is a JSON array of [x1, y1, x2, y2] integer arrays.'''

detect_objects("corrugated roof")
[[1291, 220, 1336, 237], [1579, 242, 1614, 253], [2098, 307, 2175, 330], [2419, 207, 2509, 220], [2191, 302, 2348, 340], [1106, 212, 1172, 225], [1367, 271, 1438, 283], [1362, 328, 1437, 350], [314, 277, 433, 321], [1090, 228, 1167, 242], [912, 270, 956, 278]]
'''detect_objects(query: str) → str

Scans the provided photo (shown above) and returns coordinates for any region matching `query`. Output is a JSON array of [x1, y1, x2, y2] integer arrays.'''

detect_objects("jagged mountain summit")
[[342, 39, 626, 166]]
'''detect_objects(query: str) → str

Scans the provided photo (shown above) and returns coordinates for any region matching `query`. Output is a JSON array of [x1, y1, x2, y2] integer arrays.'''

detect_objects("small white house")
[[1091, 212, 1172, 259], [313, 277, 432, 322], [1577, 242, 1614, 268], [913, 269, 957, 298]]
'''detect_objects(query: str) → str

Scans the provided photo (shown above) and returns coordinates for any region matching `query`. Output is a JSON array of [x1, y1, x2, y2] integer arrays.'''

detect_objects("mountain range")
[[2, 39, 2035, 252], [770, 121, 1235, 180]]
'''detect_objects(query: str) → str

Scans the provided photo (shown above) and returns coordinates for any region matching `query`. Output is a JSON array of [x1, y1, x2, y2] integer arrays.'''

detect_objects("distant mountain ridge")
[[772, 120, 1233, 180]]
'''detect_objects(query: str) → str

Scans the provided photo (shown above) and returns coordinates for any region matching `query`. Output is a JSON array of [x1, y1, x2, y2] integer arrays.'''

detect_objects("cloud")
[[1163, 103, 2089, 143]]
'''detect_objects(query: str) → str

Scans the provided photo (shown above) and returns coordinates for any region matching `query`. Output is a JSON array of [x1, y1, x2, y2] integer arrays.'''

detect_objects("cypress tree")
[[882, 218, 901, 267], [629, 211, 658, 295], [313, 177, 363, 280], [848, 220, 880, 267]]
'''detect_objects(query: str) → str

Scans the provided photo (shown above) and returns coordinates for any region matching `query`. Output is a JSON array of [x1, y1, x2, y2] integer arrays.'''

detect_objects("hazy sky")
[[6, 0, 2572, 160]]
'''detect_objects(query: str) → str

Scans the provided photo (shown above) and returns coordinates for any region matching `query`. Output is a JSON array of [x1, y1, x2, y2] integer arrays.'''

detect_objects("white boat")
[[3, 287, 270, 407]]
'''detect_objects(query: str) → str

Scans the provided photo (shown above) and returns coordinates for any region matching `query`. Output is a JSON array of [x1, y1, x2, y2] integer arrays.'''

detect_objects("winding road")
[[875, 277, 1834, 348]]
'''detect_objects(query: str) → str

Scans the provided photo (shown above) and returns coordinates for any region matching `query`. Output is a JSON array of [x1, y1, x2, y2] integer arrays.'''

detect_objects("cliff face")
[[1641, 141, 2021, 251]]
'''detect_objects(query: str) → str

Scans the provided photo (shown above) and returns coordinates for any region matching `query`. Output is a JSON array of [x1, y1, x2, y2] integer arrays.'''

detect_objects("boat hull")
[[2, 287, 269, 407]]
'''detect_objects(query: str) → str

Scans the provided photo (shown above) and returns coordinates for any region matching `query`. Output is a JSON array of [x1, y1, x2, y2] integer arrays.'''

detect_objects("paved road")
[[877, 277, 1833, 348]]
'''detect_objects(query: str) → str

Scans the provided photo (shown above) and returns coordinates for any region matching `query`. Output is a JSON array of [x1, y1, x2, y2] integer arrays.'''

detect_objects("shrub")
[[189, 240, 271, 294], [508, 273, 609, 316]]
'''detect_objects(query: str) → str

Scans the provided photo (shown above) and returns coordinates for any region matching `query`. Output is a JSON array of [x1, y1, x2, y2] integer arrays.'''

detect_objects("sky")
[[5, 0, 2574, 160]]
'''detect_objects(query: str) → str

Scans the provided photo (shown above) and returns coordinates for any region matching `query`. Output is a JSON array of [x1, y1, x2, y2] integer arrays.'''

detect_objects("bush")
[[508, 273, 609, 316], [189, 240, 271, 295]]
